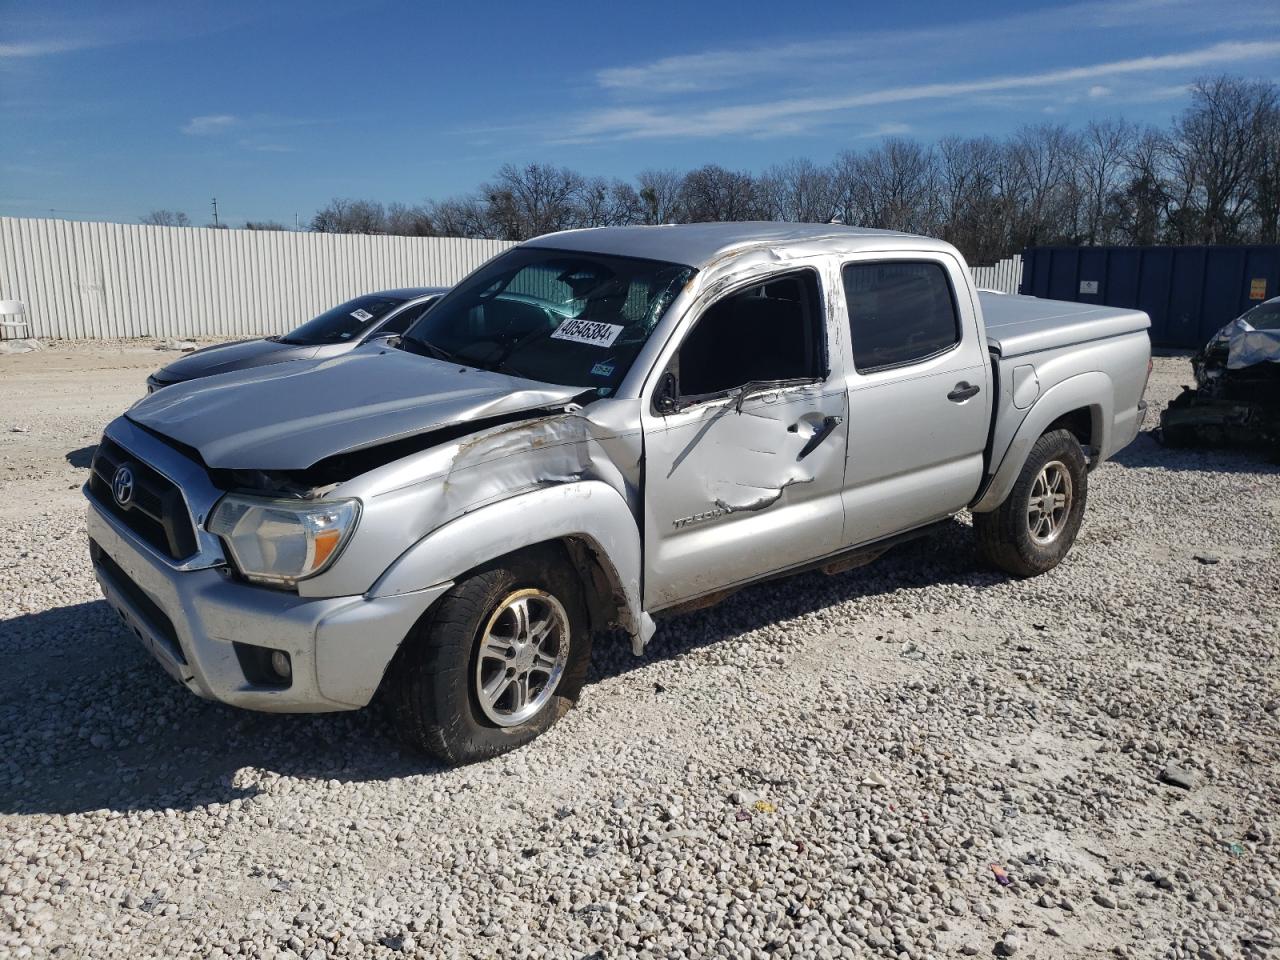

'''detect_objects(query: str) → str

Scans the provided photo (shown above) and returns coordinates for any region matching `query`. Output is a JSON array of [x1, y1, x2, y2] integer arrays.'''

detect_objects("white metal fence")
[[0, 217, 515, 340], [970, 255, 1023, 295], [0, 217, 1029, 340]]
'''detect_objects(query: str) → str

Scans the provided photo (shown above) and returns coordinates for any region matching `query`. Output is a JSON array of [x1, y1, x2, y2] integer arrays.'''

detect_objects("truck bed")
[[980, 292, 1150, 358]]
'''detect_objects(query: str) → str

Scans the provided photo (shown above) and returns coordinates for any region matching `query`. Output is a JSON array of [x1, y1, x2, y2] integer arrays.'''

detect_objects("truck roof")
[[522, 222, 952, 268]]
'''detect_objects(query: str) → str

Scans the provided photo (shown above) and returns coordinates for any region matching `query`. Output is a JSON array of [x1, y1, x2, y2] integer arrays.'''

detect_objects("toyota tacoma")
[[86, 223, 1152, 764]]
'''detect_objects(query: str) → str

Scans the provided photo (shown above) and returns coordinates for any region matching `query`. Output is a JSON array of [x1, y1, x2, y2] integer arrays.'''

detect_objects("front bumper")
[[87, 493, 449, 712]]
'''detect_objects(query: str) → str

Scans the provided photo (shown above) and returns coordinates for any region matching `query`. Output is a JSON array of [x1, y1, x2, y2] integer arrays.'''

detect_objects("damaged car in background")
[[1159, 296, 1280, 457], [85, 222, 1152, 765]]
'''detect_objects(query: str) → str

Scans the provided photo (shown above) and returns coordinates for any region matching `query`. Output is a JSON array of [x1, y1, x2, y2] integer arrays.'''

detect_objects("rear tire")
[[388, 546, 591, 765], [974, 429, 1088, 578]]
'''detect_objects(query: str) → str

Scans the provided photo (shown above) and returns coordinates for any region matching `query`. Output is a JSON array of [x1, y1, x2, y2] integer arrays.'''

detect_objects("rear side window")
[[843, 262, 959, 372]]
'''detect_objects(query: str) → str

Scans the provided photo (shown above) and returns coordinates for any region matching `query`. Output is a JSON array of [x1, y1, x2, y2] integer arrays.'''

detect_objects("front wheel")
[[973, 428, 1088, 578], [388, 547, 591, 765]]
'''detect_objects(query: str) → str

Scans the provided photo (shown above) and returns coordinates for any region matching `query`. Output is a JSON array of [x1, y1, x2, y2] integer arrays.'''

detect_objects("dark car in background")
[[146, 287, 448, 391]]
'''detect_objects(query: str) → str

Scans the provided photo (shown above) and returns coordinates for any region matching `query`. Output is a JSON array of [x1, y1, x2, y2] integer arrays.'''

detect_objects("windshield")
[[401, 247, 694, 394], [280, 294, 408, 345], [1241, 299, 1280, 331]]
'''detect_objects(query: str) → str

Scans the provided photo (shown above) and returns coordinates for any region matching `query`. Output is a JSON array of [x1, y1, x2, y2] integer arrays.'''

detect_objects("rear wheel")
[[974, 428, 1088, 577], [388, 546, 591, 765]]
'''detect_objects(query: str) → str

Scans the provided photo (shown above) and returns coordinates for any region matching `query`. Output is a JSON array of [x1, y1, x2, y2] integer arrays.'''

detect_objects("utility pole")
[[211, 197, 219, 227], [294, 212, 299, 231]]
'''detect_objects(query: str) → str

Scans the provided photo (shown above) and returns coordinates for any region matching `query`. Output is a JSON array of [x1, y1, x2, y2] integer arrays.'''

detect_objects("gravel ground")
[[1, 343, 1277, 960]]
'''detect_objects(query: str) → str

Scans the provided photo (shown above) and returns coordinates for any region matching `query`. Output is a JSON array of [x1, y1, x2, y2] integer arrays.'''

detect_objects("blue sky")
[[2, 0, 1278, 226]]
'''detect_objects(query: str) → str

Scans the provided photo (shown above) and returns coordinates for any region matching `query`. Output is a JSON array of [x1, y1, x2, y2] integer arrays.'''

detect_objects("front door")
[[642, 270, 849, 610]]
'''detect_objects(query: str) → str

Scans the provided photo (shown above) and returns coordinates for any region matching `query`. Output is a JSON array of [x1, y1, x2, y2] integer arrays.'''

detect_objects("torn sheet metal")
[[642, 380, 848, 609], [1209, 315, 1280, 370], [298, 398, 642, 596]]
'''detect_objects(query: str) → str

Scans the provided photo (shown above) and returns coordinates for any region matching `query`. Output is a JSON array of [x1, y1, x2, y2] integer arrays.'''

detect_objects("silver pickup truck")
[[85, 223, 1151, 764]]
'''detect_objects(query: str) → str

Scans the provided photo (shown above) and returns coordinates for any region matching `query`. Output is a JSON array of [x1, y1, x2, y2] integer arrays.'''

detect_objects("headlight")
[[208, 494, 360, 587]]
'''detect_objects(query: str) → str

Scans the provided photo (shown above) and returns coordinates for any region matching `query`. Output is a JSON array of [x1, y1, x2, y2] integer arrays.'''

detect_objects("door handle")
[[796, 415, 843, 460], [947, 382, 980, 403]]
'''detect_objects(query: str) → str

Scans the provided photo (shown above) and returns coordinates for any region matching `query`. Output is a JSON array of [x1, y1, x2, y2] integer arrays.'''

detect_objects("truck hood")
[[153, 338, 316, 383], [126, 347, 583, 470]]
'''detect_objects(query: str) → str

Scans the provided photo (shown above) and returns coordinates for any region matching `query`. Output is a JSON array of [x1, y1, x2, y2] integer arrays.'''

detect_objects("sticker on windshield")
[[551, 318, 624, 348], [591, 361, 615, 378], [350, 308, 374, 323]]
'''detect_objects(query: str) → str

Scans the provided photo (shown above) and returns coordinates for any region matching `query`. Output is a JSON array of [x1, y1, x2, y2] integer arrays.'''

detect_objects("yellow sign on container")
[[1250, 278, 1268, 300]]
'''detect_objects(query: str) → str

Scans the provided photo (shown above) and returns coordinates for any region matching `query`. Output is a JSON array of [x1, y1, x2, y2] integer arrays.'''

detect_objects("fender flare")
[[972, 371, 1112, 513], [367, 480, 653, 653]]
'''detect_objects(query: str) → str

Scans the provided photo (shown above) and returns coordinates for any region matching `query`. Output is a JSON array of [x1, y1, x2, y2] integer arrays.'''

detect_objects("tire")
[[973, 428, 1088, 578], [388, 545, 591, 765]]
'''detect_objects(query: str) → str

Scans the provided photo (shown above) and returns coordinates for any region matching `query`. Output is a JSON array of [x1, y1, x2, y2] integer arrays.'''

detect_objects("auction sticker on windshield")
[[350, 308, 374, 322], [551, 319, 624, 348]]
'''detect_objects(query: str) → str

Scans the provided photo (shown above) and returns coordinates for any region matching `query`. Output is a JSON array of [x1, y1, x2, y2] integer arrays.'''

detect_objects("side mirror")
[[654, 371, 680, 415]]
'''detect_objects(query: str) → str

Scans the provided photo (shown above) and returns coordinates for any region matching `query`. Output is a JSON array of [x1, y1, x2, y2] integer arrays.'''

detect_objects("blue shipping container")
[[1019, 245, 1280, 348]]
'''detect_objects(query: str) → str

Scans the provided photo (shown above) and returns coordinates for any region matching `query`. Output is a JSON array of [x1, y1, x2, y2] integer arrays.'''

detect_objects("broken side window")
[[675, 271, 826, 401]]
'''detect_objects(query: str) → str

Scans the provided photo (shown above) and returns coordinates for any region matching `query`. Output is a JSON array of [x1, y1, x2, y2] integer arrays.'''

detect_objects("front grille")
[[88, 437, 199, 560], [90, 540, 186, 665]]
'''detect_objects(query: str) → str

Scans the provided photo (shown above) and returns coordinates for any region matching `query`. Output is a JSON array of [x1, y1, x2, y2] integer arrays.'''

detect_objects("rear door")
[[837, 254, 991, 546], [641, 269, 849, 609]]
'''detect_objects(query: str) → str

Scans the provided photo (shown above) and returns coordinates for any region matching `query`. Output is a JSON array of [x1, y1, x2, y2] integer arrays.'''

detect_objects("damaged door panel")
[[642, 268, 849, 609], [643, 385, 848, 608]]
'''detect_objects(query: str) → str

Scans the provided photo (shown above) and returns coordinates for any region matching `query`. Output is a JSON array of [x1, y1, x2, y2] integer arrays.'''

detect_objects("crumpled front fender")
[[367, 480, 652, 653]]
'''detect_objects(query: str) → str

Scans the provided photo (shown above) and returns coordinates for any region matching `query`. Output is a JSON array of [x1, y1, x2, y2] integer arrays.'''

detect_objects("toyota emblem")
[[112, 465, 135, 507]]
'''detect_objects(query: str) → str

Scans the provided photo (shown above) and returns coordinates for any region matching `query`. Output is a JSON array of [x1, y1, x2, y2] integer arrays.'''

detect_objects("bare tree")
[[572, 178, 639, 228], [1008, 124, 1083, 248], [297, 74, 1280, 261], [636, 168, 684, 224], [759, 158, 838, 223], [310, 198, 387, 234], [834, 139, 940, 234], [480, 163, 586, 240], [679, 165, 763, 222], [384, 203, 436, 236], [936, 136, 1008, 263], [242, 220, 288, 231], [140, 210, 190, 227], [1165, 76, 1278, 243], [1113, 127, 1171, 245], [1254, 97, 1280, 243], [1077, 120, 1135, 245], [427, 197, 494, 239]]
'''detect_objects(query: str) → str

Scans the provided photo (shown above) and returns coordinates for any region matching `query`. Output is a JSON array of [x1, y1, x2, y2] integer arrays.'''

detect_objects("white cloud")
[[181, 114, 238, 136], [594, 0, 1280, 97], [0, 38, 96, 59], [568, 40, 1280, 141], [864, 122, 911, 137], [1088, 85, 1111, 98]]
